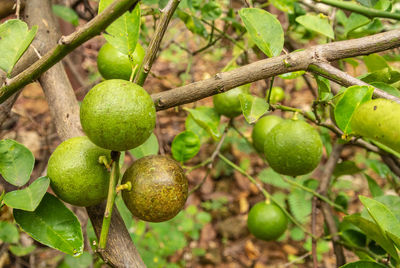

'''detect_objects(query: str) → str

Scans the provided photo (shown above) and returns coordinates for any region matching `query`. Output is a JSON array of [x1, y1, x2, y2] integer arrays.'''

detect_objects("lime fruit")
[[247, 202, 288, 241], [80, 79, 156, 151], [97, 42, 145, 81], [121, 155, 188, 222], [351, 98, 400, 153], [213, 85, 249, 118], [252, 115, 283, 154], [264, 119, 323, 176], [47, 136, 111, 207], [268, 86, 285, 104]]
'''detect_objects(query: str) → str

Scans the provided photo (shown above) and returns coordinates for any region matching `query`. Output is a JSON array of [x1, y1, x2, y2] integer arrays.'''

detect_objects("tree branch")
[[0, 0, 25, 19], [309, 62, 400, 103], [0, 0, 140, 103], [134, 0, 181, 86], [151, 29, 400, 111]]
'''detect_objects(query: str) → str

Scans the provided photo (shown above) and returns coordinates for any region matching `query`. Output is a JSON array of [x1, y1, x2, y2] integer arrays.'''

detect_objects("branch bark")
[[24, 1, 144, 267], [0, 0, 25, 19]]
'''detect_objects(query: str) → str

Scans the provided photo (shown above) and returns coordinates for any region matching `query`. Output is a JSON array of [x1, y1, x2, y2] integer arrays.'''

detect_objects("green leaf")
[[344, 13, 370, 37], [374, 195, 400, 221], [340, 261, 387, 268], [201, 2, 222, 20], [296, 14, 334, 39], [99, 0, 141, 56], [363, 54, 389, 72], [239, 8, 284, 57], [238, 93, 269, 124], [344, 214, 399, 261], [185, 107, 221, 140], [315, 75, 331, 101], [359, 196, 400, 251], [333, 161, 362, 177], [334, 85, 374, 134], [278, 71, 305, 80], [9, 245, 36, 257], [0, 221, 19, 243], [258, 168, 289, 188], [288, 188, 311, 223], [185, 109, 211, 143], [290, 226, 305, 241], [0, 139, 35, 186], [270, 0, 295, 13], [171, 131, 200, 163], [0, 19, 38, 74], [177, 10, 208, 38], [364, 174, 383, 197], [370, 82, 400, 98], [3, 176, 50, 211], [52, 5, 79, 26], [14, 193, 83, 256], [129, 133, 159, 159], [58, 252, 93, 268]]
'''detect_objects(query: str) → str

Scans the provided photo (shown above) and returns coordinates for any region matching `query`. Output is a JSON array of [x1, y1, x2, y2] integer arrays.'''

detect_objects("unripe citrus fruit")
[[213, 85, 249, 118], [247, 202, 288, 241], [264, 119, 323, 176], [47, 136, 110, 207], [268, 86, 285, 104], [97, 42, 145, 81], [351, 98, 400, 153], [252, 115, 283, 153], [121, 155, 188, 222], [80, 79, 156, 151]]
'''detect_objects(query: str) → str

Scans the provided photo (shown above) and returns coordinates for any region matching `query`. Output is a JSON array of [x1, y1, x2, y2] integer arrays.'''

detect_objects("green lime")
[[80, 79, 156, 151], [47, 136, 110, 207], [121, 155, 188, 222], [268, 86, 285, 104], [213, 85, 249, 118], [247, 202, 288, 241], [97, 42, 145, 81], [264, 119, 323, 176], [252, 115, 283, 153], [351, 98, 400, 153]]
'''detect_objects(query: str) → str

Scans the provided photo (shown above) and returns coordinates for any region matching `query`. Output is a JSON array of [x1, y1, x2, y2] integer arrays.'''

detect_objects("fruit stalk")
[[99, 151, 121, 249]]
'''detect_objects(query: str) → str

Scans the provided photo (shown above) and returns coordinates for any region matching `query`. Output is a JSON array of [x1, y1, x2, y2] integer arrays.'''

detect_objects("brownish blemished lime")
[[97, 42, 145, 81], [80, 79, 156, 151], [247, 202, 288, 241], [252, 115, 283, 153], [351, 98, 400, 153], [47, 136, 110, 207], [264, 119, 323, 176], [121, 155, 188, 222], [213, 84, 249, 118]]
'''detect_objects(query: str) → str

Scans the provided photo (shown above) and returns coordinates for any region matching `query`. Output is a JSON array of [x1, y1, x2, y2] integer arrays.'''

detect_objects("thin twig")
[[311, 196, 318, 268]]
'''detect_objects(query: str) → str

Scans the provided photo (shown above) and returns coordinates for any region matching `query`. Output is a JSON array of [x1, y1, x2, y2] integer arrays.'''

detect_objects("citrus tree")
[[1, 0, 400, 267]]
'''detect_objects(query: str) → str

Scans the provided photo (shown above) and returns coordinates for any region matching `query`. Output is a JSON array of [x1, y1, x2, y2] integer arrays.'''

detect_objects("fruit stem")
[[116, 182, 131, 193], [266, 76, 275, 109], [99, 151, 121, 249], [98, 155, 111, 169]]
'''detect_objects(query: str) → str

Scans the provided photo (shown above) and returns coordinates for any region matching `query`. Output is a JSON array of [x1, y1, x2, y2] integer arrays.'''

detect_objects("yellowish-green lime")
[[97, 42, 144, 81], [213, 85, 249, 118], [80, 79, 156, 151], [252, 115, 283, 153], [264, 119, 323, 176], [47, 136, 111, 207], [351, 98, 400, 153]]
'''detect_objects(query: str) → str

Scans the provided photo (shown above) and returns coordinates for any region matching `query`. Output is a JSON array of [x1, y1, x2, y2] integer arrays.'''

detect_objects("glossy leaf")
[[363, 54, 388, 72], [201, 2, 222, 20], [334, 85, 374, 134], [3, 176, 50, 211], [340, 261, 386, 268], [99, 0, 141, 56], [129, 133, 159, 159], [14, 193, 83, 256], [296, 14, 334, 39], [0, 139, 35, 186], [177, 10, 208, 38], [344, 13, 370, 37], [0, 19, 37, 74], [270, 0, 295, 13], [52, 5, 79, 26], [315, 75, 331, 101], [278, 71, 305, 80], [0, 221, 19, 243], [239, 8, 284, 57], [171, 131, 200, 163], [364, 174, 383, 197], [185, 109, 211, 143], [370, 82, 400, 98], [9, 245, 36, 257], [185, 107, 221, 140], [239, 94, 269, 124]]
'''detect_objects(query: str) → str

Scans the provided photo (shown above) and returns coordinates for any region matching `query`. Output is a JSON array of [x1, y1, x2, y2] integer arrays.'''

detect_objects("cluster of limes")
[[213, 86, 323, 241], [47, 42, 188, 222]]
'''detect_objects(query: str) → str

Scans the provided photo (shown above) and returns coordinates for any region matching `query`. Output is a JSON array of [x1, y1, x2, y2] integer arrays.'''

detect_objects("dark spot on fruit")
[[374, 105, 377, 110], [46, 30, 50, 34], [66, 113, 69, 118]]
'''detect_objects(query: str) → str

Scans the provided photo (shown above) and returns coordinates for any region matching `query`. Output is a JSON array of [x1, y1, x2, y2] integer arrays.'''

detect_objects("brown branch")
[[151, 29, 400, 111], [24, 1, 144, 267], [309, 61, 400, 103], [0, 0, 25, 19]]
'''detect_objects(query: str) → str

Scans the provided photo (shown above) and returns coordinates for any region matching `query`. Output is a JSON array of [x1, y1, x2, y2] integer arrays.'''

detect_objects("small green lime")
[[247, 202, 288, 241], [97, 42, 145, 81], [268, 86, 285, 104], [252, 115, 283, 153], [80, 79, 156, 151], [351, 98, 400, 153], [121, 155, 188, 222], [264, 119, 323, 176], [47, 136, 110, 207], [213, 85, 249, 118]]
